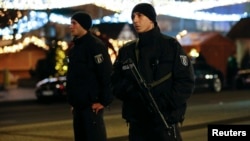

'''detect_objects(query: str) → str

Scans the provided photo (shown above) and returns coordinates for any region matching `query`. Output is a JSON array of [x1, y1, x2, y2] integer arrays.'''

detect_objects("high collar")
[[137, 26, 161, 46], [73, 32, 90, 44]]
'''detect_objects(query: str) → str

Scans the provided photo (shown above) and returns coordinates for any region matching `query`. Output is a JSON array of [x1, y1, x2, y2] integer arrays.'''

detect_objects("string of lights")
[[0, 0, 249, 54], [0, 9, 26, 28]]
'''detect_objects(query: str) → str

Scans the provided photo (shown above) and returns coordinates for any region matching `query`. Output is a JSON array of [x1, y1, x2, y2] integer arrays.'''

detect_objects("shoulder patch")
[[94, 54, 104, 64], [180, 55, 188, 66]]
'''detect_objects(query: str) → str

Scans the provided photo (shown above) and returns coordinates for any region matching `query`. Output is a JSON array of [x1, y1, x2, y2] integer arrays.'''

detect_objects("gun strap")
[[135, 38, 172, 88], [135, 39, 139, 63], [148, 72, 172, 88]]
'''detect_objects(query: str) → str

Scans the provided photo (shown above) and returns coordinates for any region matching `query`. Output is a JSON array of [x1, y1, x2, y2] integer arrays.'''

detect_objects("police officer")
[[66, 11, 113, 141], [111, 3, 195, 141]]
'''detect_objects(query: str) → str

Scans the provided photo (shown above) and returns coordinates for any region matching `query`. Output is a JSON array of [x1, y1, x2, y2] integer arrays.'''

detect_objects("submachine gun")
[[123, 58, 170, 130]]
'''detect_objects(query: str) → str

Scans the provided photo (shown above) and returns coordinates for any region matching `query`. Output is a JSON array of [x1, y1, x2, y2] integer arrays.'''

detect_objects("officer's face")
[[69, 19, 87, 38], [132, 12, 154, 33]]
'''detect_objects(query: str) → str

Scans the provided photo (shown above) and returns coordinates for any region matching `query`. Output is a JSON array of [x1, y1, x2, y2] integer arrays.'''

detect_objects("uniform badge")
[[180, 55, 188, 66], [94, 54, 104, 64]]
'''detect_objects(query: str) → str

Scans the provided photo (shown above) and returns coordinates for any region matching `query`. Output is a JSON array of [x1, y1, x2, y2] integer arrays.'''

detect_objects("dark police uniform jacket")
[[66, 32, 113, 109], [112, 27, 195, 124]]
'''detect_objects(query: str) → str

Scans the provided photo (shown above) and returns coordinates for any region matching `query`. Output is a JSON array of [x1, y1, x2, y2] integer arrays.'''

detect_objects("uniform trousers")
[[72, 107, 107, 141], [128, 121, 182, 141]]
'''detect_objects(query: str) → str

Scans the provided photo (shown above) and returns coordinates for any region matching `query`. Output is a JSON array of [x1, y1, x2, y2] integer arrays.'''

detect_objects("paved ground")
[[0, 87, 250, 141]]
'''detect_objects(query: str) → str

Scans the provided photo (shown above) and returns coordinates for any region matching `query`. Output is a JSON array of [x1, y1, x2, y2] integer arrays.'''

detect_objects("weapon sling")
[[134, 39, 172, 88]]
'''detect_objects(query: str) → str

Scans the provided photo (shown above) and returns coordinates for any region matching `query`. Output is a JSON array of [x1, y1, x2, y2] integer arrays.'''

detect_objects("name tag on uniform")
[[122, 64, 130, 70]]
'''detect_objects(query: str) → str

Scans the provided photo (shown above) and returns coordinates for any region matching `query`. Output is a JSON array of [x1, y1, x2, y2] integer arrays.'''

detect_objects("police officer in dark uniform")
[[111, 3, 195, 141], [66, 12, 113, 141]]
